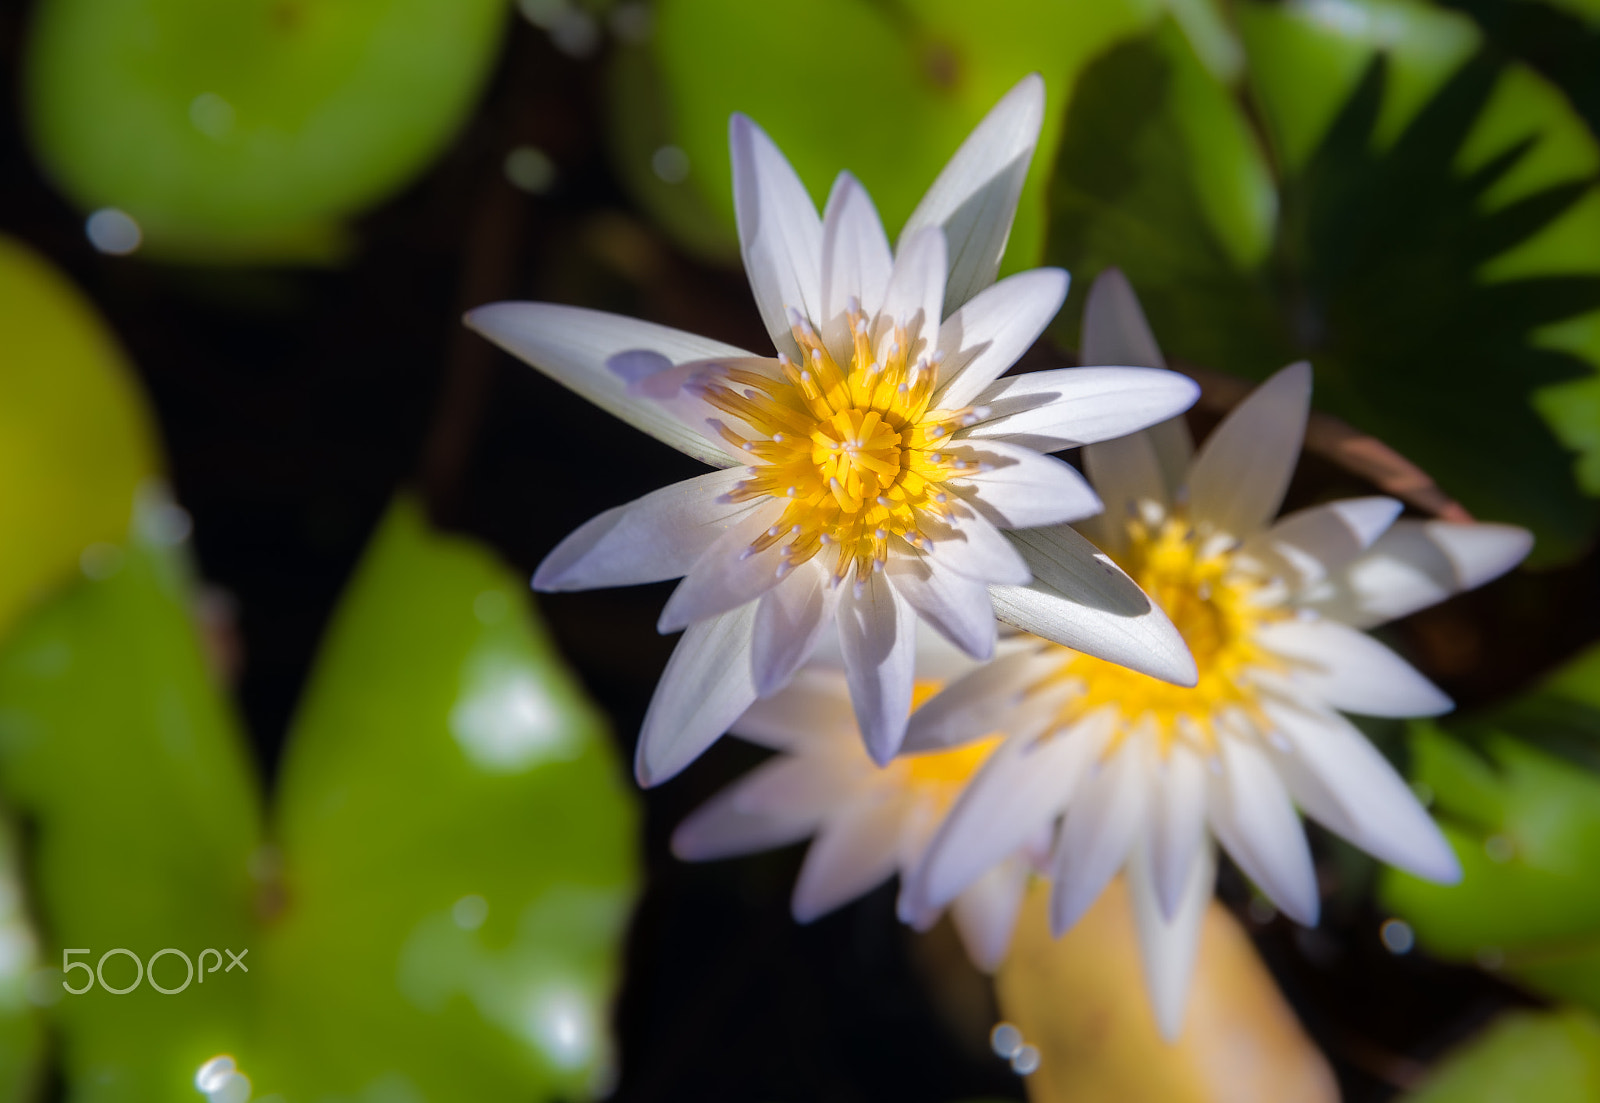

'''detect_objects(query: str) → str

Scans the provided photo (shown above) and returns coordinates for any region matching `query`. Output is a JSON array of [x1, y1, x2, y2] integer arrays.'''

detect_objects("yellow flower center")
[[696, 305, 988, 585], [1042, 513, 1287, 753]]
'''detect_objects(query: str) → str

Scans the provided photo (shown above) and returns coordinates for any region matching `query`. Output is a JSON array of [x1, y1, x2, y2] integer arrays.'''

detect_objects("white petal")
[[933, 268, 1070, 408], [877, 226, 947, 361], [1150, 745, 1208, 921], [962, 367, 1201, 452], [792, 794, 908, 921], [672, 757, 841, 860], [994, 524, 1198, 686], [1209, 735, 1320, 925], [465, 302, 752, 467], [951, 858, 1032, 973], [731, 667, 856, 750], [909, 712, 1113, 912], [636, 603, 759, 785], [838, 568, 918, 764], [1082, 267, 1167, 370], [657, 510, 791, 633], [1079, 431, 1169, 555], [730, 113, 824, 360], [948, 441, 1102, 529], [1186, 362, 1311, 539], [1050, 738, 1151, 934], [1128, 835, 1215, 1042], [1260, 695, 1460, 883], [922, 505, 1032, 585], [885, 556, 996, 660], [1303, 520, 1533, 629], [902, 647, 1053, 753], [819, 171, 894, 365], [751, 558, 840, 697], [1255, 619, 1452, 717], [1079, 266, 1197, 506], [534, 469, 759, 591], [671, 799, 816, 862], [900, 73, 1046, 314], [1240, 496, 1403, 589], [730, 750, 865, 818]]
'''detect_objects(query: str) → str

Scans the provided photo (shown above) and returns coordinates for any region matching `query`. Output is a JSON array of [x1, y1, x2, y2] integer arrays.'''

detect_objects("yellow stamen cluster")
[[1040, 512, 1288, 754], [694, 304, 988, 588], [898, 735, 1002, 800]]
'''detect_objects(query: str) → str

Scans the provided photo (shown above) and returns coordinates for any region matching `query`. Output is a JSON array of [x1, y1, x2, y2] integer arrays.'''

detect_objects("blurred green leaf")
[[0, 521, 262, 1097], [635, 0, 1163, 275], [1381, 640, 1600, 1010], [0, 499, 639, 1098], [0, 818, 45, 1100], [1045, 0, 1600, 564], [260, 498, 639, 1099], [25, 0, 510, 263], [0, 236, 161, 642], [1401, 1007, 1600, 1102]]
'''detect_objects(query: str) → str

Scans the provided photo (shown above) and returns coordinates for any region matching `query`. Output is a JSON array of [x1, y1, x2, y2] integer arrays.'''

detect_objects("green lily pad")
[[1401, 1007, 1600, 1102], [0, 499, 639, 1099], [1381, 640, 1600, 1011], [25, 0, 510, 263], [1045, 0, 1600, 564], [0, 236, 161, 643]]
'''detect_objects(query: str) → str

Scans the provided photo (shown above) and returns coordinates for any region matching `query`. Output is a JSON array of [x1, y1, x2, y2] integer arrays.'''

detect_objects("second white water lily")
[[468, 77, 1200, 783], [904, 270, 1534, 1039]]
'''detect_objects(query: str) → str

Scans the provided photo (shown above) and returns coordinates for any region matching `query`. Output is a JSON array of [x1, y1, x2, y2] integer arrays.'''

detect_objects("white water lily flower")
[[467, 77, 1200, 784], [904, 269, 1533, 1039], [672, 635, 1033, 972]]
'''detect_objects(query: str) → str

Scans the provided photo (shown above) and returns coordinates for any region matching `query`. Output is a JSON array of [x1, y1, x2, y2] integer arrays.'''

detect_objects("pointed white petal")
[[951, 858, 1032, 973], [636, 604, 759, 785], [465, 302, 752, 467], [1150, 745, 1208, 920], [1128, 836, 1215, 1042], [885, 556, 996, 660], [819, 171, 894, 365], [792, 794, 908, 921], [1302, 520, 1533, 629], [1255, 619, 1452, 717], [671, 799, 817, 862], [1082, 267, 1167, 370], [900, 73, 1046, 314], [1241, 496, 1403, 589], [962, 367, 1201, 452], [1050, 739, 1151, 934], [657, 511, 791, 633], [902, 647, 1053, 753], [1080, 431, 1168, 555], [933, 268, 1070, 407], [1078, 266, 1196, 503], [534, 469, 761, 591], [922, 506, 1032, 585], [731, 667, 856, 749], [993, 524, 1198, 687], [730, 750, 865, 818], [672, 757, 844, 860], [838, 568, 918, 764], [1186, 362, 1311, 539], [877, 226, 947, 360], [1209, 735, 1320, 925], [910, 712, 1113, 911], [1261, 696, 1460, 883], [948, 441, 1102, 529], [730, 113, 824, 359], [751, 559, 839, 697]]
